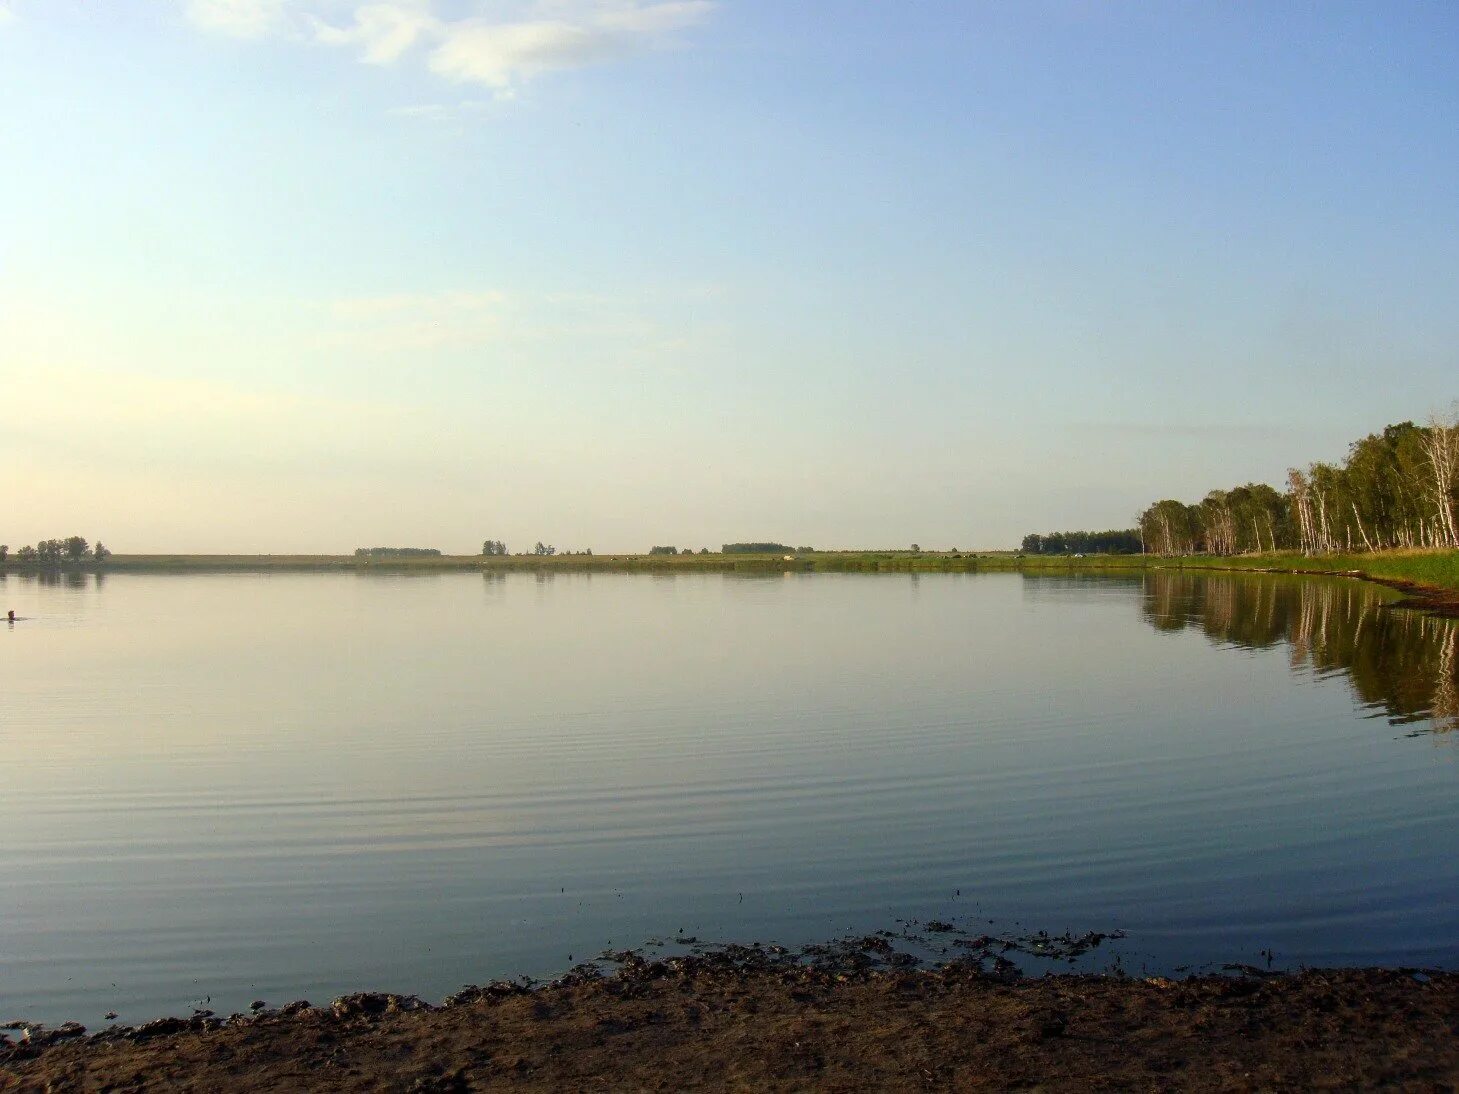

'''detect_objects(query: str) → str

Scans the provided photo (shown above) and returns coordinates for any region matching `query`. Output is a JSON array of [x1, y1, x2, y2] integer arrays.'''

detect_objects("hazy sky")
[[2, 1, 1456, 553]]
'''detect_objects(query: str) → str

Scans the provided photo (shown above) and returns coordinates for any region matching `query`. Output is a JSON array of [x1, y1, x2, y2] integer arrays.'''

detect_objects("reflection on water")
[[1, 569, 91, 590], [4, 569, 1459, 1025], [1138, 572, 1459, 734]]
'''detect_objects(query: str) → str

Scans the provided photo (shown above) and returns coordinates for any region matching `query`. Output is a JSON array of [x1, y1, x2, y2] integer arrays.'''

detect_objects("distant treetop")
[[354, 547, 442, 557], [721, 542, 792, 554], [2, 535, 109, 566], [1132, 412, 1459, 556], [1020, 530, 1141, 555]]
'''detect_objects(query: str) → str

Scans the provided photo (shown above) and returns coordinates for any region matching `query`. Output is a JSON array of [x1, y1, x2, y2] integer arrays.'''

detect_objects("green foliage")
[[354, 547, 442, 557], [481, 540, 507, 556], [648, 546, 679, 555], [3, 535, 107, 566], [722, 542, 792, 554], [1138, 414, 1459, 557], [1021, 530, 1141, 555], [1194, 549, 1459, 592]]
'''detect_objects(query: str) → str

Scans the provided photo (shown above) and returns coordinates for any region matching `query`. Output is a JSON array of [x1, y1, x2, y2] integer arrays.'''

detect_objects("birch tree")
[[1421, 408, 1459, 548]]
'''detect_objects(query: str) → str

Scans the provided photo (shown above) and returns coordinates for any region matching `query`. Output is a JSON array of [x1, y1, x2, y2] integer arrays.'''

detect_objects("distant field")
[[4, 549, 1457, 592]]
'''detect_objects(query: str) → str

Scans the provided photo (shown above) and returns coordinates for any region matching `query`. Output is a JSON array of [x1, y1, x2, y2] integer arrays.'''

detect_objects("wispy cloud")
[[595, 1, 714, 34], [329, 288, 509, 319], [427, 3, 713, 88], [0, 4, 17, 26], [176, 1, 715, 95], [316, 285, 700, 364], [308, 1, 438, 64], [180, 0, 295, 39], [386, 97, 511, 121], [322, 288, 513, 350], [428, 19, 622, 87], [2, 366, 420, 475]]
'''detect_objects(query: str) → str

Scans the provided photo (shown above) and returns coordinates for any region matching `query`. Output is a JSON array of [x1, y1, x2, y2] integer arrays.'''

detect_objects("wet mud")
[[5, 934, 1457, 1091]]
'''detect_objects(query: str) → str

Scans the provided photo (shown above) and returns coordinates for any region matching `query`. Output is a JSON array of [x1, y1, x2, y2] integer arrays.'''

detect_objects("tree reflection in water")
[[1140, 571, 1459, 735]]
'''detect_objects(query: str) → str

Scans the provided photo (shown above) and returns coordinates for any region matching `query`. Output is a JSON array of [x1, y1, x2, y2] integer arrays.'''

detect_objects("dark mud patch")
[[6, 921, 1458, 1092], [1378, 577, 1459, 618], [5, 961, 1457, 1091], [602, 919, 1130, 985]]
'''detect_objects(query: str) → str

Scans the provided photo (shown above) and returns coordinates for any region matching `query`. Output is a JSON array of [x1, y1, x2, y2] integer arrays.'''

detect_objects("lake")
[[2, 569, 1456, 1024]]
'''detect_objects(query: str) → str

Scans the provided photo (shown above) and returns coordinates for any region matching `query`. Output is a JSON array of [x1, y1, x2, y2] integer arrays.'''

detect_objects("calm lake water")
[[2, 570, 1457, 1023]]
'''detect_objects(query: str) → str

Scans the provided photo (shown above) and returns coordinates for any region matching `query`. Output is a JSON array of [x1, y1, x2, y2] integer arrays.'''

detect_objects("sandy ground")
[[5, 955, 1457, 1092]]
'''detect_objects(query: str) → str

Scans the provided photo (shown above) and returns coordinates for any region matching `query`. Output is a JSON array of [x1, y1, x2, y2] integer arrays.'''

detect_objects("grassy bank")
[[1170, 548, 1459, 592], [3, 549, 1456, 593]]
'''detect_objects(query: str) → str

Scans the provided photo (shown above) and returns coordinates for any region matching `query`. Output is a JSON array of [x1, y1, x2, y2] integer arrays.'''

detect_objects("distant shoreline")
[[4, 549, 1129, 575], [3, 547, 1456, 596], [2, 546, 1456, 587]]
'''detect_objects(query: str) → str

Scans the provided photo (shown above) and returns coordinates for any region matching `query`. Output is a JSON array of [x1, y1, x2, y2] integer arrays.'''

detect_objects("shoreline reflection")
[[1138, 572, 1459, 735]]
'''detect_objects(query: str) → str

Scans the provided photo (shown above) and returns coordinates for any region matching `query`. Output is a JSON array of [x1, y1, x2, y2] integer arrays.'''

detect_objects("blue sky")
[[2, 1, 1456, 552]]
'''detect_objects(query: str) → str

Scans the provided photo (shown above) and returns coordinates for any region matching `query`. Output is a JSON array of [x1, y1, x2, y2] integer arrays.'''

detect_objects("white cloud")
[[180, 0, 295, 38], [309, 2, 438, 64], [177, 1, 715, 94], [429, 19, 618, 87], [0, 5, 14, 27], [596, 1, 714, 34], [427, 3, 715, 88]]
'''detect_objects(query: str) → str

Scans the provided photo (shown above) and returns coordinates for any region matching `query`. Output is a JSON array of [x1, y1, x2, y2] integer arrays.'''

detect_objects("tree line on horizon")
[[1020, 529, 1142, 555], [723, 542, 803, 554], [1, 537, 110, 565], [1137, 412, 1459, 556]]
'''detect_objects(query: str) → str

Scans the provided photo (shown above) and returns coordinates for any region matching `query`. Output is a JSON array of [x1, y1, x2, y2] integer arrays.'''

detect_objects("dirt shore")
[[5, 955, 1457, 1092]]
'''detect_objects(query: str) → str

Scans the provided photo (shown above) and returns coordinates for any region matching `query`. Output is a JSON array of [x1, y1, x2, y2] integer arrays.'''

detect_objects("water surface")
[[2, 570, 1456, 1023]]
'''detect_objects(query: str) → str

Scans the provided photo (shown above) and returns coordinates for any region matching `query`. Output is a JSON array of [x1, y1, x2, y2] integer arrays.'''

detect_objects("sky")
[[2, 1, 1457, 553]]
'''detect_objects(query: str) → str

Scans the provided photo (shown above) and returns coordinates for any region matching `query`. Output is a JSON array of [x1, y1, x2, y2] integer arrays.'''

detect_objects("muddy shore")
[[1374, 576, 1459, 618], [6, 954, 1457, 1092]]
